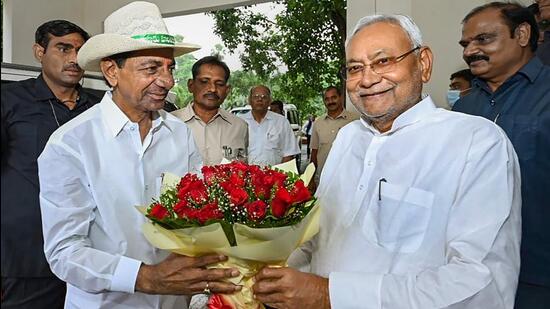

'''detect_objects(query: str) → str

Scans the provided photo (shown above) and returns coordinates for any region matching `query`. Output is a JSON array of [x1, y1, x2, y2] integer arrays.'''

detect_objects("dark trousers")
[[306, 134, 311, 158], [1, 277, 66, 309], [514, 281, 550, 309]]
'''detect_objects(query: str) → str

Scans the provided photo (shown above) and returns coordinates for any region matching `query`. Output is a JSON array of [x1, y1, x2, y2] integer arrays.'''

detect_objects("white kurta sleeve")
[[280, 120, 300, 157], [287, 236, 317, 273], [187, 128, 204, 174], [38, 140, 141, 294]]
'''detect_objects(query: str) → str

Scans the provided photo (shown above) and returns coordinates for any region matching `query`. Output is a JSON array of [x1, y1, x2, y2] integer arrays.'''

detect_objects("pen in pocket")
[[378, 178, 387, 201]]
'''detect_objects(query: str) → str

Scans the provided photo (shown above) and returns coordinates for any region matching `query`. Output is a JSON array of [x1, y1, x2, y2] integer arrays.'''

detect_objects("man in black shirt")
[[453, 3, 550, 308], [1, 20, 99, 308]]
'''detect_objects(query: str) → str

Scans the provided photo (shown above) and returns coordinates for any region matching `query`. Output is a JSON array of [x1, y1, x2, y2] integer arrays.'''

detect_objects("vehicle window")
[[287, 110, 300, 126]]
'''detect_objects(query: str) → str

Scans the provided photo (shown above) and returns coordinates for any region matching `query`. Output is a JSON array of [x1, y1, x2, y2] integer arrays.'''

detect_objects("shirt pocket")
[[265, 131, 279, 149], [363, 181, 434, 253]]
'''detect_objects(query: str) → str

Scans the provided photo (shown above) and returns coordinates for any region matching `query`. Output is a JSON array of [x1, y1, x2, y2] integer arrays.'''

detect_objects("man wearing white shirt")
[[240, 85, 300, 166], [37, 2, 241, 308], [253, 14, 521, 309]]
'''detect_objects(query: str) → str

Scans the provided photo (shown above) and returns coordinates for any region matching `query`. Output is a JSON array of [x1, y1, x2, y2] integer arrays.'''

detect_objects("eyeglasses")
[[341, 46, 421, 80], [251, 94, 270, 100]]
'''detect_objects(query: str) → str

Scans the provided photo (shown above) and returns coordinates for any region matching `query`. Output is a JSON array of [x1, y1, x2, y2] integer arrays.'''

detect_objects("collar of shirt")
[[324, 110, 350, 120], [34, 73, 94, 110], [100, 91, 168, 137], [472, 57, 544, 94], [360, 95, 437, 135], [179, 103, 234, 125], [33, 74, 58, 101], [242, 110, 276, 123]]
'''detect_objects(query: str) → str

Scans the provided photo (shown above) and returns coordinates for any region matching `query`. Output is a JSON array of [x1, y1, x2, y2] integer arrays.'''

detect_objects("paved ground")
[[298, 141, 310, 173]]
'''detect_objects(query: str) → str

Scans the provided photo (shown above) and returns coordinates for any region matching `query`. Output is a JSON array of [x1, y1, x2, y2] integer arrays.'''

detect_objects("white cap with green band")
[[77, 1, 200, 72]]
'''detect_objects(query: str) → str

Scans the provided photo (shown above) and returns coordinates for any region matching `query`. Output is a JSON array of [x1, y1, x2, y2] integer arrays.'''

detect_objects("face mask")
[[446, 90, 461, 108]]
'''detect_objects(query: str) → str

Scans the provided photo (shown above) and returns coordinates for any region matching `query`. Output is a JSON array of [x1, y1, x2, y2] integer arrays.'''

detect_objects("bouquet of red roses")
[[139, 160, 318, 309]]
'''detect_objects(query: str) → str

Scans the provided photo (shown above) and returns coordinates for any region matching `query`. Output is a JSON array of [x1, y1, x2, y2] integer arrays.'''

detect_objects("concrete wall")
[[79, 0, 272, 35], [2, 0, 270, 65], [3, 0, 86, 65]]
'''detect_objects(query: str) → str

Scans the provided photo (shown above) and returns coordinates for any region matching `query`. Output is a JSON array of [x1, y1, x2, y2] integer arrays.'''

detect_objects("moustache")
[[465, 54, 489, 65], [204, 93, 220, 100], [63, 64, 83, 72], [148, 91, 168, 97]]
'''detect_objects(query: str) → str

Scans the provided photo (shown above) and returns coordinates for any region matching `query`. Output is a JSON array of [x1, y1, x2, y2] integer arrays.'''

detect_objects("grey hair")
[[347, 14, 423, 48]]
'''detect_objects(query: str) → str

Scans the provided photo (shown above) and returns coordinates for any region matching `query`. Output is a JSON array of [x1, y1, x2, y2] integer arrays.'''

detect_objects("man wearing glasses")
[[251, 14, 521, 308], [240, 85, 299, 166]]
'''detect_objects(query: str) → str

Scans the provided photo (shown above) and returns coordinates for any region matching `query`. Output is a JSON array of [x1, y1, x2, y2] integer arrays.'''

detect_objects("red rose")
[[251, 171, 267, 188], [248, 165, 261, 174], [177, 184, 191, 200], [231, 161, 249, 173], [177, 175, 204, 200], [290, 180, 312, 204], [202, 166, 217, 184], [207, 293, 235, 309], [220, 181, 234, 192], [149, 203, 169, 220], [270, 198, 287, 218], [254, 185, 270, 199], [189, 188, 207, 203], [196, 202, 223, 224], [186, 208, 199, 221], [246, 200, 267, 221], [173, 200, 189, 218], [271, 171, 287, 187], [229, 187, 248, 206], [229, 172, 245, 187], [261, 174, 275, 187], [275, 187, 292, 204]]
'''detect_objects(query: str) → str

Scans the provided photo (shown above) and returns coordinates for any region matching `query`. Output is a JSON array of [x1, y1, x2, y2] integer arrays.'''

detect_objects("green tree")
[[208, 0, 346, 117], [223, 70, 265, 109], [171, 53, 196, 107], [170, 34, 196, 107], [211, 43, 226, 59]]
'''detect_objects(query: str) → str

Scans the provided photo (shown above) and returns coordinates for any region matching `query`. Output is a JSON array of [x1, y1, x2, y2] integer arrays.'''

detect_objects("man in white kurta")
[[302, 95, 521, 308], [39, 93, 203, 307], [252, 14, 521, 309], [38, 2, 241, 308], [240, 85, 299, 166]]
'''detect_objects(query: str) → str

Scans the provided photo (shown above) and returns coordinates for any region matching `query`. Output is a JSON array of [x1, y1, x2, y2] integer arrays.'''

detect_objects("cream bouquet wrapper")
[[136, 160, 319, 309]]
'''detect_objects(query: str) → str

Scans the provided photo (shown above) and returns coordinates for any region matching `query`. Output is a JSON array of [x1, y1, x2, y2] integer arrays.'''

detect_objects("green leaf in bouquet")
[[220, 220, 237, 247]]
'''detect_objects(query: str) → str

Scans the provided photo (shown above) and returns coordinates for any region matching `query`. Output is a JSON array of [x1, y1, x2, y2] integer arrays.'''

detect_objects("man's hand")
[[253, 267, 330, 309], [281, 155, 295, 163], [135, 253, 241, 295]]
